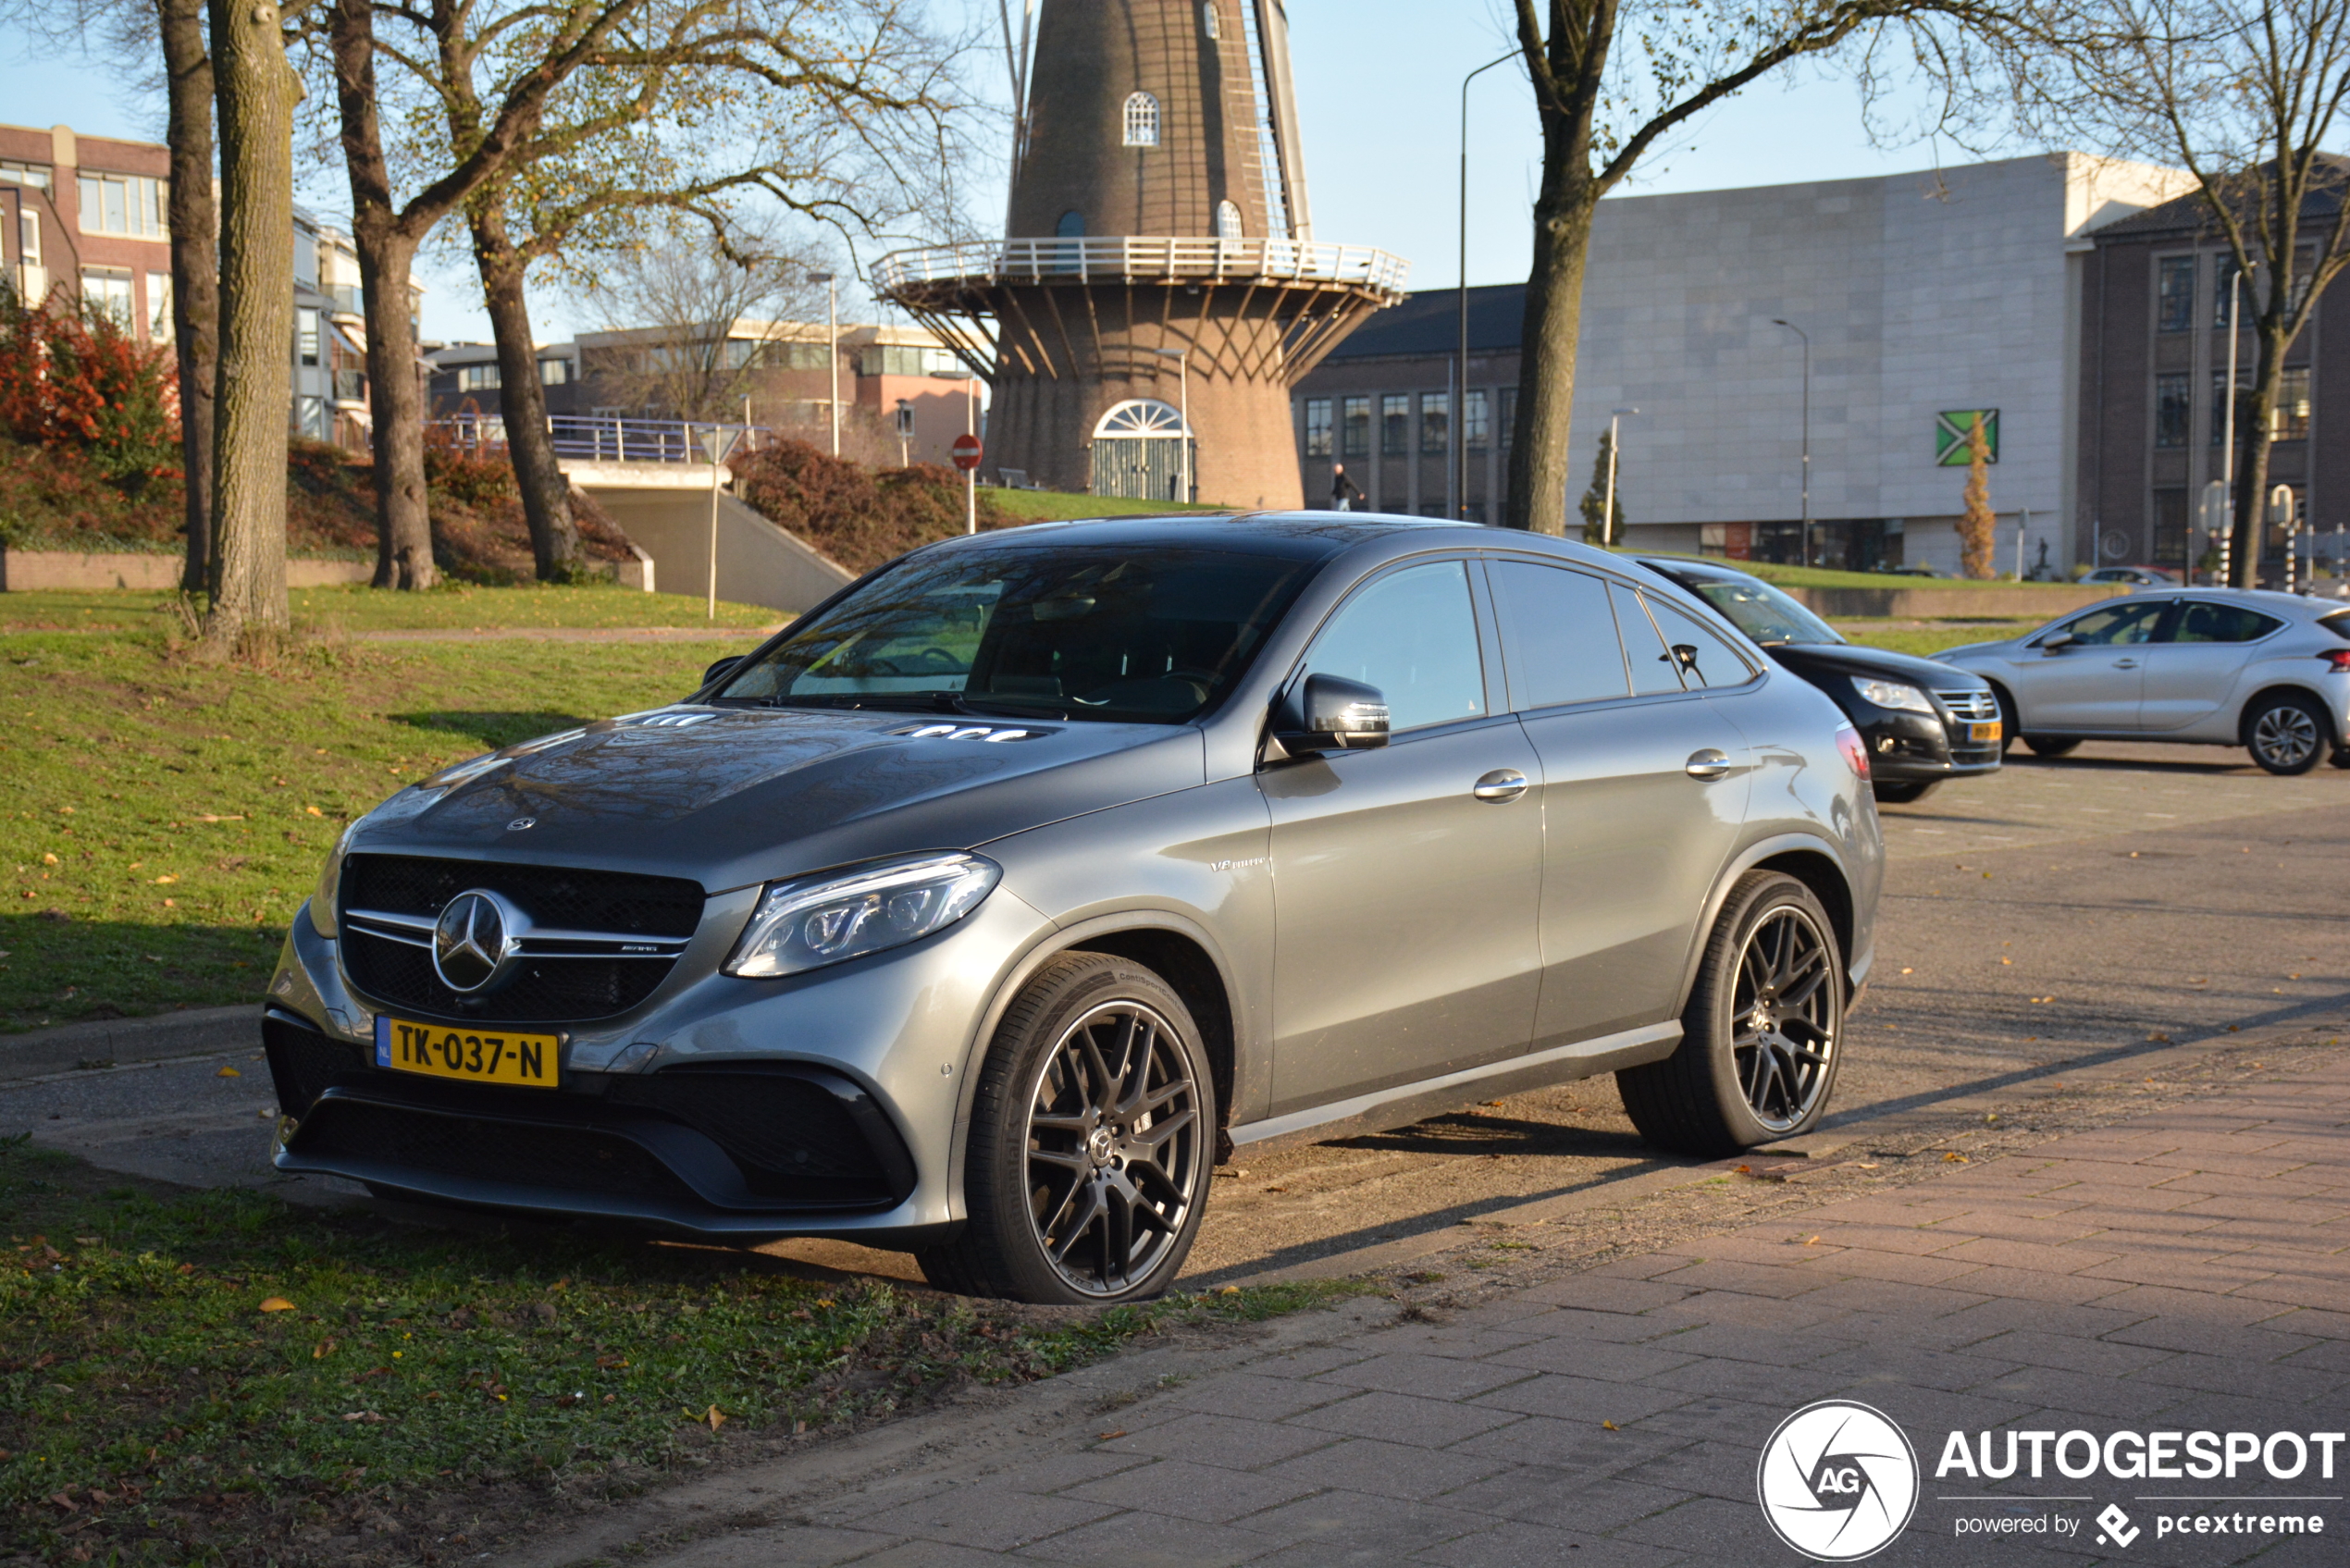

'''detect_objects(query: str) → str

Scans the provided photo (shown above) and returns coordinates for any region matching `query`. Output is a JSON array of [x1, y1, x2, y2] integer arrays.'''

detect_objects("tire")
[[1616, 871, 1846, 1157], [2245, 692, 2331, 776], [2023, 735, 2081, 758], [1871, 780, 1938, 805], [917, 952, 1213, 1304], [1991, 686, 2020, 755], [2330, 748, 2350, 772]]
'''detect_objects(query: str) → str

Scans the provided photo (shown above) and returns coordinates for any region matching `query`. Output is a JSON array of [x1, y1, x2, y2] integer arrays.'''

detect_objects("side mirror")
[[2037, 632, 2077, 651], [701, 656, 745, 690], [1271, 673, 1391, 755]]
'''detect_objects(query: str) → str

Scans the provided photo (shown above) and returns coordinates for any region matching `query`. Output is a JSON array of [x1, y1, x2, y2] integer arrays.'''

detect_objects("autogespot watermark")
[[1757, 1404, 2345, 1559]]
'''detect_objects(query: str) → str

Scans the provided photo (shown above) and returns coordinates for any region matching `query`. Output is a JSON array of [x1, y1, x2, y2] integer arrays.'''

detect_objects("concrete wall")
[[0, 552, 375, 591], [577, 471, 855, 616]]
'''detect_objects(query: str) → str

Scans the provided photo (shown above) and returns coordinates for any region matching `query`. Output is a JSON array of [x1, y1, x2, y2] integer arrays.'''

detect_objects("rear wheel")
[[2245, 692, 2330, 775], [2023, 735, 2081, 758], [918, 953, 1211, 1304], [2329, 748, 2350, 772], [1871, 780, 1938, 805], [1617, 871, 1845, 1157]]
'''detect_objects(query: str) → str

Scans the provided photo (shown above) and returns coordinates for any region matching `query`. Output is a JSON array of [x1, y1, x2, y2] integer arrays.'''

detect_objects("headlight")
[[1849, 676, 1935, 714], [724, 853, 1000, 979], [309, 821, 360, 938]]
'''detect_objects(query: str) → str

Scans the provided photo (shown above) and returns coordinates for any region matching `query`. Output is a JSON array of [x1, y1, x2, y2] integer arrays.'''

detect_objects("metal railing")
[[872, 237, 1411, 297], [429, 414, 771, 464]]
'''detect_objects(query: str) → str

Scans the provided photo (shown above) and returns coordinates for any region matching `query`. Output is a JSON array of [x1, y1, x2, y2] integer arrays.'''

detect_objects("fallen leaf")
[[1805, 1235, 1822, 1245], [1941, 1153, 1969, 1164], [2147, 1032, 2170, 1043], [154, 875, 177, 885], [42, 853, 57, 865], [1097, 1430, 1127, 1440], [217, 1067, 241, 1078], [1899, 967, 1913, 974], [1602, 1420, 1620, 1431], [306, 806, 324, 817], [1219, 1285, 1241, 1295], [705, 1405, 726, 1431], [257, 1296, 295, 1313], [314, 1340, 337, 1359]]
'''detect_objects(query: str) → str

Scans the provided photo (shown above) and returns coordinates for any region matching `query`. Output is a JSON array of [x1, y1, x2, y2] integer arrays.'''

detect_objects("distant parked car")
[[1639, 557, 2001, 804], [1936, 589, 2350, 774], [2081, 566, 2180, 590], [1874, 564, 1941, 578]]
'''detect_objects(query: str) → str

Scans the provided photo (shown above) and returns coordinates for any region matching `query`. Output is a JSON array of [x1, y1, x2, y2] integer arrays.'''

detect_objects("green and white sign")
[[1935, 409, 1999, 466]]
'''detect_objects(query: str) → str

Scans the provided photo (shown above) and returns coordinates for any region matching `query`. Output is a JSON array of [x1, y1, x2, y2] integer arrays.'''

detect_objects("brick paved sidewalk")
[[617, 1057, 2350, 1568]]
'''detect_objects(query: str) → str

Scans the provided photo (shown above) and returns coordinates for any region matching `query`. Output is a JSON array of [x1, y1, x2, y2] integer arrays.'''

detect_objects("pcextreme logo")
[[1756, 1401, 1921, 1561]]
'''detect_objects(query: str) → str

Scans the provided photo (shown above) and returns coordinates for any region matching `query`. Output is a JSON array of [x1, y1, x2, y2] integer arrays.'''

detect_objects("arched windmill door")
[[1090, 399, 1192, 501]]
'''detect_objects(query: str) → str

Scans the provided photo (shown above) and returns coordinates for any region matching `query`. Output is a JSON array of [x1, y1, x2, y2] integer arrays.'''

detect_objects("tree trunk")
[[202, 0, 295, 639], [328, 0, 437, 590], [157, 0, 217, 598], [470, 201, 581, 579], [2229, 327, 2287, 588], [1504, 183, 1597, 536]]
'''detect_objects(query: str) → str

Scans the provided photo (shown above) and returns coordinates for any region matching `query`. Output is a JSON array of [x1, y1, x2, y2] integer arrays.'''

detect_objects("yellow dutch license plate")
[[375, 1016, 560, 1089], [1969, 720, 2002, 743]]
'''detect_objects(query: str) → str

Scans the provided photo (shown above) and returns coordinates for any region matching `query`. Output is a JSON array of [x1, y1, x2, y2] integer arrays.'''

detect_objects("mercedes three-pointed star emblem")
[[432, 889, 521, 993]]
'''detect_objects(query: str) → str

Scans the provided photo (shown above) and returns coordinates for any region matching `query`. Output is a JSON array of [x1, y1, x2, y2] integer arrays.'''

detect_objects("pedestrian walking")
[[1330, 463, 1364, 512]]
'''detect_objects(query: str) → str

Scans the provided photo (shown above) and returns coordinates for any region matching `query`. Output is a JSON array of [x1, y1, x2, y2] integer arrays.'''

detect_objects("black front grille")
[[264, 1012, 365, 1115], [299, 1099, 699, 1203], [344, 933, 673, 1023], [605, 1070, 900, 1200], [337, 854, 705, 1023], [341, 855, 704, 937]]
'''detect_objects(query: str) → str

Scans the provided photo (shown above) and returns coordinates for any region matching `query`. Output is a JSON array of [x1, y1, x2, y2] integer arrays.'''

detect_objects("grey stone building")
[[1293, 154, 2195, 574]]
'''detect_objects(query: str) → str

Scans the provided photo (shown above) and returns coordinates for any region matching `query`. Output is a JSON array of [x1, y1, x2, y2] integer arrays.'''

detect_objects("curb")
[[0, 1005, 258, 1084]]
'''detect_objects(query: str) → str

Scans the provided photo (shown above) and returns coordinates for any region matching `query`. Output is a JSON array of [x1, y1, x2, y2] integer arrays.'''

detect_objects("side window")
[[1646, 597, 1757, 689], [1489, 561, 1628, 709], [1302, 561, 1487, 732], [2170, 601, 2282, 644], [1610, 583, 1687, 696], [2058, 601, 2166, 646]]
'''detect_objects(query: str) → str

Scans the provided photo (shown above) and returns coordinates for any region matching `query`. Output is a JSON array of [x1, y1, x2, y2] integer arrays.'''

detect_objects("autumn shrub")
[[0, 287, 179, 492], [731, 439, 1012, 574]]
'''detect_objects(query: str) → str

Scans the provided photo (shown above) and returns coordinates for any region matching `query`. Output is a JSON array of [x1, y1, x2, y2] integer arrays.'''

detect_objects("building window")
[[297, 309, 321, 367], [2214, 256, 2240, 327], [860, 344, 950, 377], [147, 271, 171, 342], [0, 159, 52, 191], [459, 363, 501, 390], [1302, 397, 1332, 457], [1057, 209, 1085, 237], [1380, 393, 1409, 456], [19, 210, 40, 268], [2153, 373, 2190, 449], [1341, 395, 1370, 458], [78, 171, 168, 238], [2211, 373, 2247, 445], [2271, 366, 2312, 440], [1499, 387, 1516, 451], [2152, 488, 2188, 567], [1200, 1, 1218, 38], [2157, 255, 2195, 332], [1420, 391, 1449, 454], [1216, 200, 1243, 241], [80, 268, 132, 325], [538, 357, 572, 386], [1463, 388, 1490, 450], [1122, 93, 1160, 148]]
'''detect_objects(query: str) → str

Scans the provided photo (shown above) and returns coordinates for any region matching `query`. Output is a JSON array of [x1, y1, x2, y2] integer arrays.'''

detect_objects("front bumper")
[[1858, 710, 2003, 784]]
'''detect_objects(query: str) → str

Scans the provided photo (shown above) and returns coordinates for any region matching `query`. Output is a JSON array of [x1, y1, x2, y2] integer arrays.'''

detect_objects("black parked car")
[[1639, 557, 2001, 804]]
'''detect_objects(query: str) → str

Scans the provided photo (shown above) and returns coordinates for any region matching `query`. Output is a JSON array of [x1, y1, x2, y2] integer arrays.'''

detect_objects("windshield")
[[711, 545, 1314, 723], [1679, 574, 1845, 646]]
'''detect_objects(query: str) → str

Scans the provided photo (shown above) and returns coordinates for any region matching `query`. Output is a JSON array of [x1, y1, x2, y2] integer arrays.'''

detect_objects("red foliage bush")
[[730, 439, 1012, 574], [0, 291, 179, 488]]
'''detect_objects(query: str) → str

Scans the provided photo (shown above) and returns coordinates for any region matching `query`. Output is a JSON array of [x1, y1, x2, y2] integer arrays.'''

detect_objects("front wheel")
[[2245, 693, 2330, 776], [2023, 735, 2081, 758], [1617, 871, 1845, 1157], [918, 953, 1212, 1304]]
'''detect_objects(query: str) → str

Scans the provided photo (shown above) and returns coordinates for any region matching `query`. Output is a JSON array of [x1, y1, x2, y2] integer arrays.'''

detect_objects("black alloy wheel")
[[1618, 870, 1845, 1156], [2246, 693, 2329, 776], [919, 952, 1210, 1304]]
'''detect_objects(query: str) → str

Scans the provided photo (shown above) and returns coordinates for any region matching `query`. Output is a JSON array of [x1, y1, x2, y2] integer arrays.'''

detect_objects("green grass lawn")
[[0, 1140, 1354, 1565], [1627, 552, 2095, 594], [1831, 621, 2036, 657], [978, 488, 1230, 521], [3, 604, 781, 1031], [0, 584, 778, 637]]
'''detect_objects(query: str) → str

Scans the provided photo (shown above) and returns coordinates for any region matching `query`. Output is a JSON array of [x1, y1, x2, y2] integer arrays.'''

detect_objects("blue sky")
[[0, 0, 1982, 340]]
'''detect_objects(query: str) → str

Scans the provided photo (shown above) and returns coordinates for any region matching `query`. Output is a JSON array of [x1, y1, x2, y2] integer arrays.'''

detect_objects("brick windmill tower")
[[876, 0, 1407, 509]]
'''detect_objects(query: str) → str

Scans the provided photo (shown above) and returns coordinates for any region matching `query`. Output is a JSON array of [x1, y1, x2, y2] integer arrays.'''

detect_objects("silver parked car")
[[264, 516, 1883, 1303], [1936, 589, 2350, 774]]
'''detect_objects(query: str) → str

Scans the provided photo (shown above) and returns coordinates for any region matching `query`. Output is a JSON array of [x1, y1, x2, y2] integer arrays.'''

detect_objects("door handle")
[[2113, 658, 2140, 669], [1685, 748, 1732, 781], [1472, 768, 1529, 803]]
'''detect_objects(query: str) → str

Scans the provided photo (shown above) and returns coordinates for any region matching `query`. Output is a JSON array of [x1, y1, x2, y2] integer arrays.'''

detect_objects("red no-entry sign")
[[951, 434, 983, 474]]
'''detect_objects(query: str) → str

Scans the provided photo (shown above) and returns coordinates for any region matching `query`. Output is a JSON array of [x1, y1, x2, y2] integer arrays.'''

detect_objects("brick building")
[[0, 121, 174, 343]]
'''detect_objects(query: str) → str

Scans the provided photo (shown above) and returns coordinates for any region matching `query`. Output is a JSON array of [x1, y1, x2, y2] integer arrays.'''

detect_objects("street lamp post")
[[2220, 267, 2242, 586], [1457, 48, 1515, 523], [812, 271, 839, 457], [1152, 346, 1191, 503], [1602, 407, 1638, 548], [1772, 318, 1812, 568]]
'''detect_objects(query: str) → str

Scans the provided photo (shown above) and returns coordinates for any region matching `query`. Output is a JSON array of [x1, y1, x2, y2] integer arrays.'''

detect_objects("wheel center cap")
[[1086, 1127, 1116, 1166]]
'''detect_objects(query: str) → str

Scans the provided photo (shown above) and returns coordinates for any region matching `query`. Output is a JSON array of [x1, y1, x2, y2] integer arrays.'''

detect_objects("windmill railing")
[[873, 238, 1411, 299]]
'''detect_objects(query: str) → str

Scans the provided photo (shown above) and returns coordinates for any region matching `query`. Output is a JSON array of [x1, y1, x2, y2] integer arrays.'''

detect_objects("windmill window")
[[1216, 201, 1243, 241], [1123, 93, 1160, 148], [1200, 2, 1218, 37]]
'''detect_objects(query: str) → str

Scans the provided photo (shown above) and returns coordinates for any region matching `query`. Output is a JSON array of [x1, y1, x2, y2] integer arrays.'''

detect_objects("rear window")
[[2321, 611, 2350, 644]]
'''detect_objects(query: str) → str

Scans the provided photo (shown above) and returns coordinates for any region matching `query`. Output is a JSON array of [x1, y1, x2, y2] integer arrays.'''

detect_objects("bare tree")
[[577, 225, 829, 422], [1502, 0, 2035, 535], [1987, 0, 2350, 585]]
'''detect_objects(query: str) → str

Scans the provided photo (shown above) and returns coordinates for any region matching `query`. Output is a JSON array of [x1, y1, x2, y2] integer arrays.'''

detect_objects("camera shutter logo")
[[1756, 1401, 1920, 1561]]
